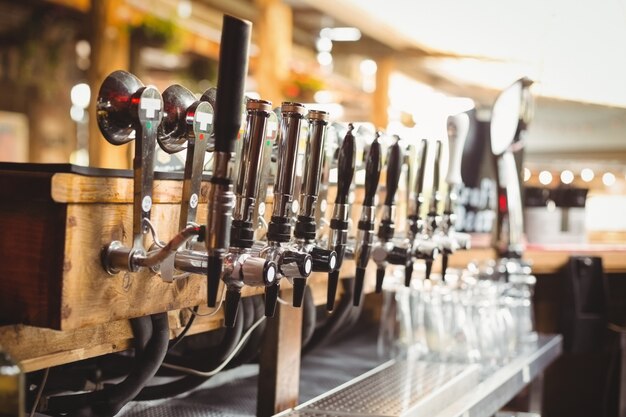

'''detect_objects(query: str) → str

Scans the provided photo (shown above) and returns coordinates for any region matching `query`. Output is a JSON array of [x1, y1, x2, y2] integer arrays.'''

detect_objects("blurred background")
[[0, 0, 625, 243]]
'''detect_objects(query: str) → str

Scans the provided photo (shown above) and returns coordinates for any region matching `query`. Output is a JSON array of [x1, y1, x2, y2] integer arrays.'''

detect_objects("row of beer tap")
[[95, 15, 471, 329]]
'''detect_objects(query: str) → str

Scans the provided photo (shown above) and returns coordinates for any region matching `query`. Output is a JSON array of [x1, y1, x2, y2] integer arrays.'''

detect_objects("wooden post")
[[371, 56, 394, 130], [254, 0, 292, 105], [257, 293, 303, 417], [88, 0, 131, 169]]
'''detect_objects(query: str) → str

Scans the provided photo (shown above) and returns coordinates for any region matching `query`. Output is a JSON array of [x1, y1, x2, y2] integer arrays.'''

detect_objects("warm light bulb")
[[603, 172, 616, 186], [581, 168, 594, 182], [560, 170, 574, 184], [539, 170, 553, 185]]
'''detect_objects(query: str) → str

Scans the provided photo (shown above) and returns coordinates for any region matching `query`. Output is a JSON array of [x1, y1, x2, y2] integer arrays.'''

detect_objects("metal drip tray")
[[293, 360, 480, 417]]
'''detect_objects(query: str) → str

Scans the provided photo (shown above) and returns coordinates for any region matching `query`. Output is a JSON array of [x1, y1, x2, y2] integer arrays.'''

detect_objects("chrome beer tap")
[[151, 84, 214, 282], [406, 139, 440, 284], [422, 140, 444, 280], [218, 99, 279, 327], [206, 15, 251, 310], [291, 110, 338, 307], [353, 133, 382, 306], [436, 113, 472, 279], [370, 136, 405, 293], [326, 124, 357, 311], [261, 102, 313, 318]]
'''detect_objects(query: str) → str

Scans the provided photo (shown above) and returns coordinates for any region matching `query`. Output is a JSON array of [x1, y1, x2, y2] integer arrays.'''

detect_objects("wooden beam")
[[88, 0, 131, 169], [254, 0, 292, 105], [257, 289, 303, 417]]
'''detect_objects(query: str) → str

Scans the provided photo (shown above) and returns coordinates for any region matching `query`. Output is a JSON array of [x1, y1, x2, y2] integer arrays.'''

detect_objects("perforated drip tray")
[[281, 359, 480, 417]]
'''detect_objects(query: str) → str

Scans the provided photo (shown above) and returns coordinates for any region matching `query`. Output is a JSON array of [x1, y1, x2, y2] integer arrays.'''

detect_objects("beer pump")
[[406, 139, 439, 285], [436, 113, 472, 279], [219, 99, 279, 327], [260, 102, 313, 317], [97, 70, 204, 275], [421, 140, 444, 280], [326, 124, 357, 311], [353, 133, 382, 306], [292, 110, 338, 307], [206, 15, 251, 309], [370, 136, 405, 293]]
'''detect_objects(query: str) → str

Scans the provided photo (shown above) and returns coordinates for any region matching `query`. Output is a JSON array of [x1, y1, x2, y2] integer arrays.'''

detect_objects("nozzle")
[[425, 259, 433, 281], [264, 283, 279, 317], [354, 267, 366, 306], [441, 254, 449, 282], [292, 277, 307, 307], [326, 270, 340, 311], [224, 288, 241, 328], [405, 262, 414, 287], [375, 267, 385, 293], [207, 255, 222, 307]]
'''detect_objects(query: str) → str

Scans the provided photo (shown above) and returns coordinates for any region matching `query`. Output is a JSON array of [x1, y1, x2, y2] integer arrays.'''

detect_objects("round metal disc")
[[97, 70, 144, 145], [158, 84, 197, 154]]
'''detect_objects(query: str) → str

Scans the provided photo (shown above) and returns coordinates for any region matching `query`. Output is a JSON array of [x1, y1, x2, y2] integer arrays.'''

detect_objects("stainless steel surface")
[[380, 205, 396, 224], [234, 99, 272, 222], [277, 334, 561, 417], [427, 140, 442, 218], [297, 360, 479, 417], [241, 255, 276, 287], [438, 334, 562, 417], [298, 110, 329, 219], [174, 250, 208, 274], [495, 151, 525, 256], [205, 182, 235, 254], [329, 203, 350, 248], [272, 102, 306, 218]]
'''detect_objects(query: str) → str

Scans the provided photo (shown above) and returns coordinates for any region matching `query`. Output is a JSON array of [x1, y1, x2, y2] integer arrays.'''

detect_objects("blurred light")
[[523, 167, 531, 182], [320, 27, 361, 41], [317, 52, 333, 66], [70, 105, 85, 122], [539, 170, 553, 185], [315, 37, 333, 52], [445, 97, 475, 115], [581, 168, 594, 182], [70, 83, 91, 108], [602, 172, 616, 186], [560, 169, 574, 184], [313, 90, 333, 103], [360, 59, 377, 76], [75, 40, 90, 58], [177, 0, 192, 18]]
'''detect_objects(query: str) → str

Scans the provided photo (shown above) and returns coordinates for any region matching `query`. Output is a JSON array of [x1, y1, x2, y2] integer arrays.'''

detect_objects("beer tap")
[[353, 133, 382, 306], [326, 124, 356, 311], [218, 99, 279, 327], [423, 140, 443, 280], [97, 70, 188, 275], [261, 102, 313, 317], [437, 113, 472, 279], [206, 15, 251, 310], [150, 84, 214, 281], [371, 136, 405, 293], [292, 110, 338, 307], [405, 139, 438, 285]]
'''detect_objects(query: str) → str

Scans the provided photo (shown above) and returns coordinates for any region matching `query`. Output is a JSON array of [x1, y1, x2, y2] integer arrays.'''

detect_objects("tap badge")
[[194, 101, 214, 136], [140, 98, 161, 119]]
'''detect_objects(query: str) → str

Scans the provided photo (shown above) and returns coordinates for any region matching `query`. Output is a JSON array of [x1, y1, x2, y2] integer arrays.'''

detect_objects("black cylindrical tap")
[[353, 133, 382, 306], [326, 124, 356, 311]]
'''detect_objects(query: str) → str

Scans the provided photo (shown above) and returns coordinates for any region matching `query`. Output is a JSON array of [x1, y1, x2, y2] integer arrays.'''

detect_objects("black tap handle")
[[363, 134, 382, 207], [384, 136, 403, 206], [207, 256, 222, 307], [375, 267, 385, 293], [335, 124, 356, 205], [310, 247, 338, 273], [415, 139, 429, 198], [213, 15, 251, 153], [432, 140, 443, 198], [405, 262, 414, 287], [223, 289, 241, 328], [441, 254, 449, 282]]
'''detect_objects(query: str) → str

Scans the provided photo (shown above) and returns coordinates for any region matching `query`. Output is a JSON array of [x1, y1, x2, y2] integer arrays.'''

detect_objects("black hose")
[[47, 313, 169, 416], [134, 301, 245, 401], [167, 306, 198, 353], [302, 278, 354, 355], [230, 295, 266, 366], [130, 316, 153, 357]]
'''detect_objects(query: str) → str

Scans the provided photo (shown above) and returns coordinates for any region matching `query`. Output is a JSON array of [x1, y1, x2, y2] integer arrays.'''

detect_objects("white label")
[[522, 365, 530, 383], [304, 258, 312, 274], [320, 199, 327, 212], [329, 253, 337, 270], [141, 98, 161, 119], [291, 199, 300, 214], [196, 111, 213, 131], [142, 196, 152, 212], [189, 193, 198, 209], [266, 265, 276, 283], [258, 202, 266, 216]]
